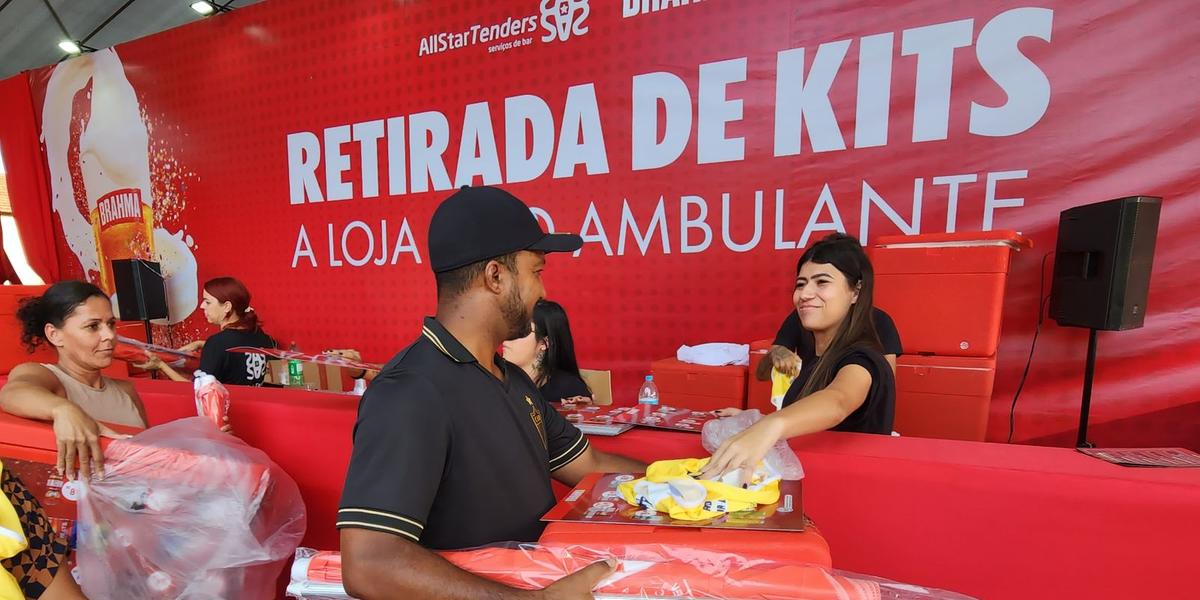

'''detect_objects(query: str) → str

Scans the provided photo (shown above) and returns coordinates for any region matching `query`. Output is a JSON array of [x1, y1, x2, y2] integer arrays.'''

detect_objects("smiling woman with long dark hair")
[[701, 233, 896, 480]]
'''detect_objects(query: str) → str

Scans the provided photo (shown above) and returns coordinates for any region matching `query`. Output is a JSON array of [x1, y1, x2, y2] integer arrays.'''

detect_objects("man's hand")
[[51, 403, 129, 480], [542, 559, 617, 600]]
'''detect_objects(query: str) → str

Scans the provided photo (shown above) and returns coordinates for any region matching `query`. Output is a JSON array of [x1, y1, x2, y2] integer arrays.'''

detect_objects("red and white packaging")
[[193, 371, 230, 429]]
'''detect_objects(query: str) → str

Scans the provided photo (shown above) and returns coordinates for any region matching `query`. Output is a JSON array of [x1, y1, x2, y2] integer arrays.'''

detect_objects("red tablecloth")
[[589, 428, 1200, 600]]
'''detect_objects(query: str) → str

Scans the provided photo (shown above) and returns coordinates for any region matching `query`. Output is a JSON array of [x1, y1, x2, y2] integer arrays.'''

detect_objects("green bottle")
[[287, 342, 304, 387]]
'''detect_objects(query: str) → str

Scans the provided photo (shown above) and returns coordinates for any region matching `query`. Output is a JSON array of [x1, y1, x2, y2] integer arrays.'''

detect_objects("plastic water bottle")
[[287, 342, 304, 387], [638, 375, 659, 406]]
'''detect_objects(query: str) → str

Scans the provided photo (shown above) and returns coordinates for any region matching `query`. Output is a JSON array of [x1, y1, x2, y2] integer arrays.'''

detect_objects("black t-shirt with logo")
[[198, 328, 277, 386], [338, 317, 589, 550], [780, 346, 896, 435]]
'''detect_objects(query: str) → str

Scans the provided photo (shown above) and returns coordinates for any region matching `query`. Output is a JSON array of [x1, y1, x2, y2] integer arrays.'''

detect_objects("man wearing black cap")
[[338, 186, 645, 599]]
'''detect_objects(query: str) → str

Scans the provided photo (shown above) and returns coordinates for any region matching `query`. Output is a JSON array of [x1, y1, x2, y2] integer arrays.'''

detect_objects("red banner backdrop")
[[13, 0, 1200, 447]]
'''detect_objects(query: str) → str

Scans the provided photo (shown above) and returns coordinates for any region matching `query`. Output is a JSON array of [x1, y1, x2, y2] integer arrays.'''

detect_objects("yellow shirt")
[[0, 461, 29, 600], [618, 457, 780, 521]]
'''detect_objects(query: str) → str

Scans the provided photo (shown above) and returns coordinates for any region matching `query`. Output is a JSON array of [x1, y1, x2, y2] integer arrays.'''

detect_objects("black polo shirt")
[[337, 317, 590, 550]]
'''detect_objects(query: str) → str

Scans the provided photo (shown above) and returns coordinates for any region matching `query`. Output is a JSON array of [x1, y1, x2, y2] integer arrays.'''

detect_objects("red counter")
[[0, 377, 357, 552], [3, 376, 1197, 600], [589, 429, 1199, 600]]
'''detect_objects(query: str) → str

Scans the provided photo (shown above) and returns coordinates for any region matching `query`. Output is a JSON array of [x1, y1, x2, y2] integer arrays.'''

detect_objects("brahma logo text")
[[540, 0, 590, 43], [623, 0, 705, 19]]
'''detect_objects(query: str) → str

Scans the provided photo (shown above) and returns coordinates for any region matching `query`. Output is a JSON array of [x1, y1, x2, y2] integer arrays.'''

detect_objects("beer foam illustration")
[[42, 51, 103, 275], [42, 48, 200, 325], [151, 228, 198, 325]]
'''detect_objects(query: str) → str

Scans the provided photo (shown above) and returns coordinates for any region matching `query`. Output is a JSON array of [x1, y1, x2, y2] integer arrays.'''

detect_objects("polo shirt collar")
[[421, 317, 478, 364]]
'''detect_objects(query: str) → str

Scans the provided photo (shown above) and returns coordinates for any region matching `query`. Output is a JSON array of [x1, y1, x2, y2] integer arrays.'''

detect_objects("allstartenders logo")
[[540, 0, 590, 42], [418, 0, 590, 57]]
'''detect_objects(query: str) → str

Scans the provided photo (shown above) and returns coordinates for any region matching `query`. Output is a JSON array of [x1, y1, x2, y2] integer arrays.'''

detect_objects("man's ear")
[[482, 259, 507, 294]]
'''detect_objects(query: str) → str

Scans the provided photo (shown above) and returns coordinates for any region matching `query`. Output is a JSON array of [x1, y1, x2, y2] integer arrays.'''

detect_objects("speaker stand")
[[143, 319, 158, 380], [1076, 328, 1098, 448]]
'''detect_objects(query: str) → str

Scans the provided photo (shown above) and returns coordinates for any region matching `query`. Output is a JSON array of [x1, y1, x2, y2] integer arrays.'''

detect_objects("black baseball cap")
[[428, 186, 583, 273]]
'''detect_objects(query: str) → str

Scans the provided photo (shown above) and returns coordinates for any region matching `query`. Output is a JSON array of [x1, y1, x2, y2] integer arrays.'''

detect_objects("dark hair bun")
[[13, 281, 108, 353]]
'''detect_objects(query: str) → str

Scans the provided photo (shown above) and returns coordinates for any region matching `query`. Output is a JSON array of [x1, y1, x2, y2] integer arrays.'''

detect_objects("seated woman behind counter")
[[702, 234, 896, 481], [140, 277, 277, 386], [503, 299, 592, 403]]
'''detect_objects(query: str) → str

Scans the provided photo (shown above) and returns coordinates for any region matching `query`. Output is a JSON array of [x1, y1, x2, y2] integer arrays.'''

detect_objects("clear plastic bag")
[[286, 543, 976, 599], [701, 409, 805, 480], [76, 417, 306, 599]]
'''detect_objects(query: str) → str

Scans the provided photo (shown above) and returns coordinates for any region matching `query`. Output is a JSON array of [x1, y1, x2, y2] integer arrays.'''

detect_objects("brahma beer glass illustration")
[[42, 48, 199, 322]]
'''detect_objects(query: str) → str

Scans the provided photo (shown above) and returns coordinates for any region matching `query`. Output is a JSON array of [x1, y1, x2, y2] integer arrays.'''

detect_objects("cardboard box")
[[579, 369, 612, 405], [264, 359, 351, 392]]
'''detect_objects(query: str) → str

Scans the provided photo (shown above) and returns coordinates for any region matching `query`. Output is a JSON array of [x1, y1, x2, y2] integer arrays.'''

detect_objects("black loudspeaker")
[[111, 259, 168, 322], [1049, 196, 1162, 331]]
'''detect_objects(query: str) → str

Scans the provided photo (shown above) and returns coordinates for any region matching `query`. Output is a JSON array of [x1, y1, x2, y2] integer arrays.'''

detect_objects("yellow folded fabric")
[[770, 368, 796, 410], [618, 457, 780, 521], [0, 461, 30, 600]]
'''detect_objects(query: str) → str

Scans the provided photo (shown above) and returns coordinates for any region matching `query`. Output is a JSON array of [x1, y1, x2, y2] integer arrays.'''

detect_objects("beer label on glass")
[[91, 187, 155, 293]]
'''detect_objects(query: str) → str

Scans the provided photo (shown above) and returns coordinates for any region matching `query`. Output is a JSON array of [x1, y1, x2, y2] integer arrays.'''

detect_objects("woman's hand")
[[325, 348, 362, 362], [561, 395, 593, 406], [713, 407, 743, 418], [178, 340, 205, 353], [50, 403, 130, 480], [767, 346, 802, 377], [220, 414, 233, 435], [699, 415, 785, 485], [132, 353, 164, 371], [325, 349, 367, 379]]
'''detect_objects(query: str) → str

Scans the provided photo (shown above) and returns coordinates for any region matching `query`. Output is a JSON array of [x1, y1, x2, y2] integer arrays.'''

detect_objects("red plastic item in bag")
[[193, 371, 230, 429]]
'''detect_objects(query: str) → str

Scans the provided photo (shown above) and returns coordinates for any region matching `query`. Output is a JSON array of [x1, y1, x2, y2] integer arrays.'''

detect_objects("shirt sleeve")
[[772, 311, 802, 350], [536, 390, 589, 472], [872, 308, 904, 357], [832, 349, 894, 434], [835, 349, 884, 417], [337, 371, 450, 543], [197, 334, 226, 377]]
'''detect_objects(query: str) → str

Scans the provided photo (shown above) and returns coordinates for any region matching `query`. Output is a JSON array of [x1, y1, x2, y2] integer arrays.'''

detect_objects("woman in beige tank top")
[[0, 281, 149, 600], [0, 281, 148, 482]]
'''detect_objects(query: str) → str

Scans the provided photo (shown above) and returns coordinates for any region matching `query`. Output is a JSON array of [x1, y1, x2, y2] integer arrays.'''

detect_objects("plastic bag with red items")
[[193, 371, 231, 429], [75, 417, 306, 599], [286, 543, 976, 600]]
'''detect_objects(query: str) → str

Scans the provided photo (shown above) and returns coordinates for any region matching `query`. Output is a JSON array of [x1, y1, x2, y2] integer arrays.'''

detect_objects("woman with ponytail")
[[701, 234, 896, 481], [140, 277, 277, 386]]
